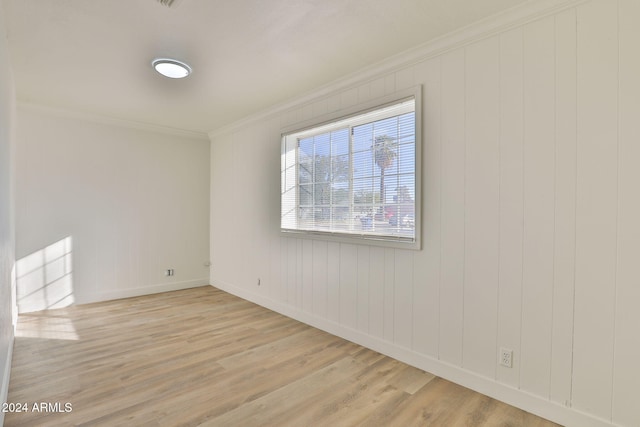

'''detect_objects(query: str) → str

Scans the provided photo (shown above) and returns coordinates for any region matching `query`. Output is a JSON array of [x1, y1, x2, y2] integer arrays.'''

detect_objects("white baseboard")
[[0, 333, 15, 427], [211, 279, 615, 427], [85, 278, 210, 304]]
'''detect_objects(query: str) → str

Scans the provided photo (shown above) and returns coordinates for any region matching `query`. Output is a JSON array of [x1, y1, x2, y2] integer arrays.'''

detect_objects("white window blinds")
[[281, 97, 417, 244]]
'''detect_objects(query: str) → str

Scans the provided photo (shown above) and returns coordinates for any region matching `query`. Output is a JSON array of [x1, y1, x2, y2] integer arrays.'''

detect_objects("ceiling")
[[2, 0, 528, 134]]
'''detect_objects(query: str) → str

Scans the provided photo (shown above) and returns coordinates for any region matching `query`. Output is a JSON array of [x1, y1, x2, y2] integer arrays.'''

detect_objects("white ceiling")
[[2, 0, 528, 134]]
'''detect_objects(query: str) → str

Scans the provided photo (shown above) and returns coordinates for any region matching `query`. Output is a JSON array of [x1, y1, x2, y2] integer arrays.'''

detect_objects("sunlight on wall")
[[16, 236, 75, 313]]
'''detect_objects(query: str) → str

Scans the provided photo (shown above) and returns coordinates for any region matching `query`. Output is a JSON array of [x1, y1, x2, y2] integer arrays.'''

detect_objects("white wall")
[[0, 1, 16, 423], [15, 107, 210, 310], [209, 1, 640, 426]]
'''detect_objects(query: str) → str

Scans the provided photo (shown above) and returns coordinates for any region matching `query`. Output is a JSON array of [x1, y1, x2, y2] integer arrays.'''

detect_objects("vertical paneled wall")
[[573, 0, 619, 419], [210, 1, 640, 425], [612, 2, 640, 426]]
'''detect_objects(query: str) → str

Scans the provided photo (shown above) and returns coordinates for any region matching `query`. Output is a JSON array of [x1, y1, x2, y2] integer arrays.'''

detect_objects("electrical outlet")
[[165, 269, 174, 277], [257, 278, 261, 286], [499, 347, 513, 368]]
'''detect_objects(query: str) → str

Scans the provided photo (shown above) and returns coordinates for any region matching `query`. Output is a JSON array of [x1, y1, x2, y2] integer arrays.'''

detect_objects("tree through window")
[[281, 96, 418, 245]]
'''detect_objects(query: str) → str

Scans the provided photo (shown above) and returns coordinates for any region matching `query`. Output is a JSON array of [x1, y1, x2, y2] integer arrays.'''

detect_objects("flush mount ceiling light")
[[152, 58, 192, 79]]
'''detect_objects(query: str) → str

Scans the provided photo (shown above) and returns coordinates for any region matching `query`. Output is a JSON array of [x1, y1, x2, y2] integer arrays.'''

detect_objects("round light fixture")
[[152, 58, 192, 79]]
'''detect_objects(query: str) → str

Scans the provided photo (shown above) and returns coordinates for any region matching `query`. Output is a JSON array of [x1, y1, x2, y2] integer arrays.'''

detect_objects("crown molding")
[[208, 0, 588, 140], [18, 102, 209, 141]]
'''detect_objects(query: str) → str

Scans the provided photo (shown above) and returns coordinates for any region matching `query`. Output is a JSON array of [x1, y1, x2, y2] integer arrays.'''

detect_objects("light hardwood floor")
[[5, 286, 560, 426]]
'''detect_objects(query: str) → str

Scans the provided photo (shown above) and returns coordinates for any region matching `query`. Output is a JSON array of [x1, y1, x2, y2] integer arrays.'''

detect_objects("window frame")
[[280, 86, 422, 250]]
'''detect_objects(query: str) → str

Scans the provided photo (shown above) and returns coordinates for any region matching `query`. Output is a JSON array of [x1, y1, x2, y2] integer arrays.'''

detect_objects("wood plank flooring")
[[5, 286, 560, 426]]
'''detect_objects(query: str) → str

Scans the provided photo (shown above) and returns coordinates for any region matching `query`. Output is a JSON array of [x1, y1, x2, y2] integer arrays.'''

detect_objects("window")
[[281, 89, 420, 248]]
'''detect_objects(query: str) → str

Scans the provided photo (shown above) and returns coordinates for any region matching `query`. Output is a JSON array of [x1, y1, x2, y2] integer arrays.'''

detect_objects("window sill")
[[280, 228, 421, 250]]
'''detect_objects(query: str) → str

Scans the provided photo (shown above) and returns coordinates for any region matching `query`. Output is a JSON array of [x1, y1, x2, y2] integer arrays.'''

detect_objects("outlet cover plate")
[[500, 347, 513, 368]]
